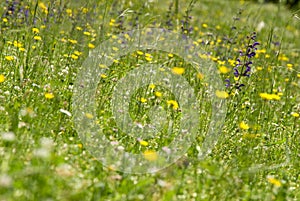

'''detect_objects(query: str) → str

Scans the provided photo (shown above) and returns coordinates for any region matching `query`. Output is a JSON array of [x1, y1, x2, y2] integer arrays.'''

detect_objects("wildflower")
[[85, 113, 94, 119], [149, 84, 155, 89], [71, 54, 78, 60], [229, 32, 259, 90], [68, 39, 78, 44], [139, 140, 149, 146], [34, 36, 42, 41], [286, 63, 293, 70], [74, 51, 82, 56], [45, 93, 54, 99], [145, 56, 152, 62], [215, 90, 229, 99], [32, 28, 39, 34], [219, 66, 231, 74], [143, 150, 158, 161], [88, 43, 95, 49], [83, 31, 91, 36], [5, 56, 14, 61], [1, 132, 15, 142], [167, 100, 179, 109], [136, 50, 144, 56], [2, 18, 8, 23], [168, 53, 174, 58], [100, 74, 107, 78], [202, 23, 208, 28], [140, 98, 147, 103], [267, 176, 282, 187], [66, 9, 72, 16], [259, 93, 280, 101], [239, 121, 250, 130], [155, 91, 162, 97], [171, 67, 185, 75], [291, 112, 299, 118], [0, 74, 5, 83]]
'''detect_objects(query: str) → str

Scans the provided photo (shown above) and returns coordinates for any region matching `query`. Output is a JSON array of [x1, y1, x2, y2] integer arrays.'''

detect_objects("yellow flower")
[[0, 74, 5, 83], [171, 67, 185, 75], [45, 93, 54, 99], [85, 113, 94, 119], [202, 23, 208, 28], [267, 177, 282, 187], [197, 72, 204, 80], [88, 43, 95, 49], [5, 56, 14, 61], [76, 26, 83, 31], [66, 9, 72, 16], [218, 66, 231, 74], [239, 121, 250, 130], [149, 84, 155, 89], [68, 39, 78, 44], [139, 140, 149, 146], [145, 56, 152, 62], [259, 93, 280, 101], [143, 150, 158, 161], [34, 36, 42, 41], [154, 91, 162, 97], [136, 50, 144, 56], [140, 97, 147, 103], [71, 54, 78, 60], [168, 53, 174, 58], [83, 31, 91, 36], [2, 18, 8, 23], [291, 112, 299, 118], [100, 74, 107, 78], [167, 100, 179, 110], [215, 90, 229, 99], [286, 63, 293, 70], [32, 27, 39, 34], [74, 51, 82, 56]]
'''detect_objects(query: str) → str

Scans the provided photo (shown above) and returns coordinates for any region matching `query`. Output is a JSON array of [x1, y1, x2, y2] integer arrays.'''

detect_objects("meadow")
[[0, 0, 299, 200]]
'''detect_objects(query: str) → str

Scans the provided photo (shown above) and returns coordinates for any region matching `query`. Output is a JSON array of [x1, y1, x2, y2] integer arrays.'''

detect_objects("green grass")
[[0, 0, 299, 200]]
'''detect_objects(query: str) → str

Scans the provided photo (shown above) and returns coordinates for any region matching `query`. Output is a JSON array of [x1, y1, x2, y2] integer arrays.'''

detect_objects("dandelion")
[[167, 100, 179, 109], [34, 36, 42, 41], [286, 63, 293, 70], [168, 53, 174, 58], [219, 66, 231, 74], [155, 91, 162, 97], [83, 31, 91, 36], [171, 67, 185, 75], [136, 50, 144, 56], [88, 43, 95, 49], [149, 84, 155, 89], [259, 93, 280, 101], [143, 150, 158, 161], [32, 28, 39, 34], [239, 121, 250, 130], [68, 39, 78, 44], [0, 74, 5, 83], [71, 54, 78, 60], [139, 140, 149, 146], [267, 176, 282, 187], [140, 98, 147, 103], [215, 90, 229, 99], [5, 56, 14, 61], [291, 112, 299, 118], [85, 113, 94, 119], [45, 93, 54, 99]]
